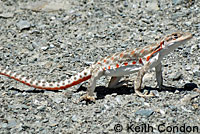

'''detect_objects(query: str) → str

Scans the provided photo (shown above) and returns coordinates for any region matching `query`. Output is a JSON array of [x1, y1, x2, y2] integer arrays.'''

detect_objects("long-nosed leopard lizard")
[[0, 32, 193, 101]]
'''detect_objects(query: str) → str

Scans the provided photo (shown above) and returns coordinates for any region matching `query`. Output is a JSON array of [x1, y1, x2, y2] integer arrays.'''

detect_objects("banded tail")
[[0, 67, 91, 90]]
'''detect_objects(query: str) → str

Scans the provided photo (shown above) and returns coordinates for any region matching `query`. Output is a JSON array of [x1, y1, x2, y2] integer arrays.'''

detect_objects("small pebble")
[[16, 20, 31, 31], [135, 109, 154, 117]]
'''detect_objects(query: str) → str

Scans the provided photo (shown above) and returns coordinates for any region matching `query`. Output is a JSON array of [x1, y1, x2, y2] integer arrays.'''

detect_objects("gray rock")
[[193, 70, 200, 77], [27, 44, 35, 51], [146, 0, 159, 11], [171, 72, 183, 81], [49, 44, 55, 48], [115, 96, 122, 104], [49, 119, 58, 127], [135, 109, 154, 117], [0, 12, 14, 18], [185, 66, 191, 71], [16, 20, 31, 31], [1, 123, 8, 128], [185, 21, 192, 26], [168, 105, 177, 111], [40, 46, 49, 51], [37, 105, 46, 111], [7, 119, 17, 128], [71, 115, 80, 122], [172, 0, 184, 5], [120, 43, 128, 48], [52, 96, 63, 103]]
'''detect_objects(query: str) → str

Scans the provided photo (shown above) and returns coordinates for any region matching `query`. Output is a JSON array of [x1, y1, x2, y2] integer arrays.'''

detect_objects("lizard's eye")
[[173, 33, 179, 39]]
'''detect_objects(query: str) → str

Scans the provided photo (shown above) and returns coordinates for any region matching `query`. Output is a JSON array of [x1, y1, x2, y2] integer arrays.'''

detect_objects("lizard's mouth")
[[165, 32, 193, 51], [167, 32, 193, 46], [177, 32, 193, 42]]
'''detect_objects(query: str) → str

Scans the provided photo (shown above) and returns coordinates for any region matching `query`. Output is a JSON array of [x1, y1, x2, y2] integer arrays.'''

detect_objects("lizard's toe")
[[80, 94, 96, 102], [144, 91, 155, 97], [135, 90, 155, 98]]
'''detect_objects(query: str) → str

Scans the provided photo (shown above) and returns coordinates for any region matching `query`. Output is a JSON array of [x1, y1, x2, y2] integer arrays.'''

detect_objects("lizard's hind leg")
[[108, 76, 130, 88], [134, 62, 154, 97], [80, 67, 104, 101], [108, 77, 122, 88]]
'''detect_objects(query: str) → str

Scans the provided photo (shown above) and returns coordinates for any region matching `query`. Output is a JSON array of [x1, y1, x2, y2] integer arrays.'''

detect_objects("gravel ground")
[[0, 0, 200, 133]]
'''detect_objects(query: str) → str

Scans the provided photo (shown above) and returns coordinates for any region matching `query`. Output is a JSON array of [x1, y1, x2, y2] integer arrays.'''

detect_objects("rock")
[[7, 119, 17, 128], [120, 43, 128, 48], [115, 96, 122, 104], [172, 0, 183, 5], [40, 46, 49, 51], [146, 0, 159, 11], [158, 109, 166, 115], [0, 12, 14, 18], [168, 105, 177, 111], [193, 70, 200, 77], [1, 123, 8, 128], [185, 66, 191, 71], [135, 109, 154, 117], [63, 16, 70, 21], [16, 20, 31, 31], [181, 106, 192, 113], [171, 72, 183, 81], [49, 119, 58, 127], [27, 44, 35, 51], [37, 105, 46, 111], [49, 44, 55, 49], [52, 96, 63, 103], [84, 61, 94, 66], [185, 21, 192, 26], [152, 90, 160, 97], [71, 115, 80, 122]]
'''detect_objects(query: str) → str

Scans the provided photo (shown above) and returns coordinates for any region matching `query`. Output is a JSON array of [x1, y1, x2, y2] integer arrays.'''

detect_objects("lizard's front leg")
[[155, 62, 163, 89], [155, 62, 172, 90], [80, 67, 104, 101], [134, 62, 154, 97]]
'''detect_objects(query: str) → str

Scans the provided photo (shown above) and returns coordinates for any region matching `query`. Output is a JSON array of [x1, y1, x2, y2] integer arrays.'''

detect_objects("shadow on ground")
[[8, 83, 198, 100], [76, 82, 198, 100]]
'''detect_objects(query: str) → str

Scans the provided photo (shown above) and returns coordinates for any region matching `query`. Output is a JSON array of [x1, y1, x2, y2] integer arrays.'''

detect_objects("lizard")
[[0, 32, 193, 101]]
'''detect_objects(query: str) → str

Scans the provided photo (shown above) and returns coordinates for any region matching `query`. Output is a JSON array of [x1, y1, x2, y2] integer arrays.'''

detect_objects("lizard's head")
[[161, 32, 193, 51], [146, 32, 192, 62]]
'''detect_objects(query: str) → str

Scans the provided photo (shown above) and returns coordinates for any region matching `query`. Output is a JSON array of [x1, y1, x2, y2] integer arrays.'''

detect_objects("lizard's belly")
[[104, 65, 141, 76]]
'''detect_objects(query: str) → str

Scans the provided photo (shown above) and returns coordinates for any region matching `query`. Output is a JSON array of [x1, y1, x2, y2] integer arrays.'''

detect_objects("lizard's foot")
[[135, 90, 155, 98], [80, 94, 96, 102], [193, 88, 200, 93]]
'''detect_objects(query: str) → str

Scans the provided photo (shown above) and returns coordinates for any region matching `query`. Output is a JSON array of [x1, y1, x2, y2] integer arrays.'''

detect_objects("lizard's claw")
[[144, 91, 155, 96], [135, 90, 155, 98], [193, 88, 200, 93], [80, 94, 96, 102]]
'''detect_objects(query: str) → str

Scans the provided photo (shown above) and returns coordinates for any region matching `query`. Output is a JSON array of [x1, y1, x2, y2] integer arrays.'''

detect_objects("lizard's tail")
[[0, 67, 91, 90]]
